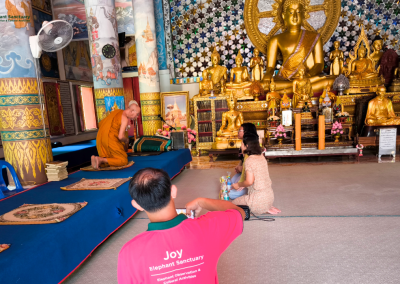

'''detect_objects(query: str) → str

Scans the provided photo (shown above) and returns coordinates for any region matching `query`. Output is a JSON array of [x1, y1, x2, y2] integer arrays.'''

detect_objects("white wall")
[[170, 82, 199, 98]]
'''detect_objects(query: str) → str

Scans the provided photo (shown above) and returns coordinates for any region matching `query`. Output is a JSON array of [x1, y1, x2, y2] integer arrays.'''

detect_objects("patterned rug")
[[0, 244, 10, 253], [81, 161, 134, 171], [0, 202, 87, 225], [61, 178, 131, 191]]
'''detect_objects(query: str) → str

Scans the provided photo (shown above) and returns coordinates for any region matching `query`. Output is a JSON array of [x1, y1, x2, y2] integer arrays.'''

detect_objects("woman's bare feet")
[[267, 206, 281, 215]]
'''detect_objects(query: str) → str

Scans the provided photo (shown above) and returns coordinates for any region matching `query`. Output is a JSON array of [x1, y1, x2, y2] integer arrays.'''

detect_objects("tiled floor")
[[189, 149, 399, 169]]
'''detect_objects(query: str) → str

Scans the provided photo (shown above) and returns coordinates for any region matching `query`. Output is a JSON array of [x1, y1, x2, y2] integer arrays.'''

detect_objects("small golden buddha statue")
[[319, 85, 336, 106], [250, 81, 265, 101], [280, 89, 291, 111], [266, 78, 281, 116], [198, 70, 213, 96], [329, 41, 344, 75], [365, 86, 400, 126], [261, 0, 335, 93], [205, 47, 227, 95], [250, 48, 264, 81], [389, 63, 400, 91], [348, 44, 379, 80], [370, 39, 384, 67], [226, 51, 252, 99], [212, 94, 244, 149], [292, 64, 313, 109]]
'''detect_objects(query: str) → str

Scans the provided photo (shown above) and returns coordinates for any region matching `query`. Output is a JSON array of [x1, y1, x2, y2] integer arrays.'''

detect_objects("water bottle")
[[227, 177, 232, 192], [223, 190, 229, 201]]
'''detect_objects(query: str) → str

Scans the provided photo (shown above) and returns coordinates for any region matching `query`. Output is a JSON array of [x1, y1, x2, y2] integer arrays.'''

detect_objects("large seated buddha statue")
[[365, 86, 400, 126], [261, 0, 335, 94], [206, 48, 227, 95], [226, 51, 253, 99], [212, 94, 244, 149]]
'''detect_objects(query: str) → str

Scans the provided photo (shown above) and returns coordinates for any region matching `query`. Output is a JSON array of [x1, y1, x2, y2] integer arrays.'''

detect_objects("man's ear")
[[171, 185, 177, 199], [131, 199, 144, 211]]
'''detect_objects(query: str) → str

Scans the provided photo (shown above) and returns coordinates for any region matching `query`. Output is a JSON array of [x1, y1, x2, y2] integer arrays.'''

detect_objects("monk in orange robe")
[[91, 100, 141, 169]]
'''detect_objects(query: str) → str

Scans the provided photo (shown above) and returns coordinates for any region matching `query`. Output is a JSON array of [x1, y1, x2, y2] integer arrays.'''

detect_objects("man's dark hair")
[[129, 168, 171, 212], [241, 123, 258, 138], [243, 133, 262, 156]]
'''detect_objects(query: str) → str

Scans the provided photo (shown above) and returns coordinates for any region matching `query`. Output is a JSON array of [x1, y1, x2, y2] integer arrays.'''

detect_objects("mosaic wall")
[[168, 0, 400, 79]]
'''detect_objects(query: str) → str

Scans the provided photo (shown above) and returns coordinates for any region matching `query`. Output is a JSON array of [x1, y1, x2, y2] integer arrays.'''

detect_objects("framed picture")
[[75, 86, 98, 131], [161, 91, 190, 129]]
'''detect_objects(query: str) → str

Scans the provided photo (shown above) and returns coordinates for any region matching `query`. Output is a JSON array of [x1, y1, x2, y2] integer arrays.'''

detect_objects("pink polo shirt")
[[118, 209, 243, 284]]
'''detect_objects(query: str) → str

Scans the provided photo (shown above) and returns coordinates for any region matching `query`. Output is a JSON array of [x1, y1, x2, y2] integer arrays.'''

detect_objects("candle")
[[295, 113, 301, 151], [318, 115, 325, 150]]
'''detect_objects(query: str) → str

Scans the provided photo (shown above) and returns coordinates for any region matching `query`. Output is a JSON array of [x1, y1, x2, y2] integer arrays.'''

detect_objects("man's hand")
[[185, 198, 203, 217]]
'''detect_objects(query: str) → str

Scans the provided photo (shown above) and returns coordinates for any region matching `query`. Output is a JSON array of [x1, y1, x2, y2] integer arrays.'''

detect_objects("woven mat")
[[81, 160, 134, 171], [61, 178, 131, 191], [0, 244, 10, 253], [128, 151, 163, 156], [0, 202, 87, 225]]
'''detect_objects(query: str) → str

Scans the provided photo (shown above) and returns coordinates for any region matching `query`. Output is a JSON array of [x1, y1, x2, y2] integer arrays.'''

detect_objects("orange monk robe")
[[5, 0, 31, 29], [96, 109, 128, 167]]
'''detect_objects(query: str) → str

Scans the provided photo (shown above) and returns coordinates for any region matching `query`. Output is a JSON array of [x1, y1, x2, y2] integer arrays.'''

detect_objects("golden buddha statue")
[[266, 78, 281, 116], [370, 39, 384, 67], [348, 45, 379, 80], [212, 94, 244, 149], [365, 86, 400, 126], [329, 41, 344, 75], [206, 47, 227, 95], [345, 26, 384, 93], [292, 64, 313, 109], [250, 81, 264, 101], [319, 85, 336, 106], [261, 0, 335, 93], [389, 63, 400, 91], [250, 48, 264, 81], [198, 70, 213, 96], [226, 51, 252, 99], [280, 89, 291, 111]]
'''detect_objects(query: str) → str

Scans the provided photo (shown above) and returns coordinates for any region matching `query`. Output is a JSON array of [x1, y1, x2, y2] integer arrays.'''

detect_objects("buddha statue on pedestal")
[[198, 70, 213, 97], [212, 94, 244, 149], [329, 41, 344, 76], [250, 48, 264, 81], [365, 86, 400, 126], [226, 51, 252, 99], [260, 0, 335, 93], [345, 26, 384, 93], [280, 89, 291, 111], [292, 64, 313, 109], [266, 78, 281, 116], [205, 47, 227, 95]]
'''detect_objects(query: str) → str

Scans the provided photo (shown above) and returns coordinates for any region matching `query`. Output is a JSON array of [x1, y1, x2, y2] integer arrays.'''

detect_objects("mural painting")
[[32, 0, 51, 14], [53, 0, 88, 40], [115, 0, 134, 36], [63, 41, 92, 82]]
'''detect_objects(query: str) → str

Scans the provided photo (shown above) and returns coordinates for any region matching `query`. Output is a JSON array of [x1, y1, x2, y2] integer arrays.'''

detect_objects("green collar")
[[147, 214, 188, 231]]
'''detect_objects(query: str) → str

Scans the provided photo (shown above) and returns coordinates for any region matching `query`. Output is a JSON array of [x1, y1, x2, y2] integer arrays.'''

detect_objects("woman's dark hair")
[[129, 168, 171, 212], [241, 123, 258, 137], [243, 133, 263, 156]]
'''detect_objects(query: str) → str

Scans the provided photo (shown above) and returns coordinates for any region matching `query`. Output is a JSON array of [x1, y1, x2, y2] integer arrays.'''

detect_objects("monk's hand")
[[124, 142, 129, 152]]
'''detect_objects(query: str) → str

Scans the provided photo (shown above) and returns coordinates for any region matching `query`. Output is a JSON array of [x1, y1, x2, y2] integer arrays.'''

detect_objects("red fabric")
[[117, 209, 243, 284]]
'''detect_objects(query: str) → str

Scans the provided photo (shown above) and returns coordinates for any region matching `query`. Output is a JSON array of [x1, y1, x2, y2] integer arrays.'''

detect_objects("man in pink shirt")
[[118, 168, 245, 283]]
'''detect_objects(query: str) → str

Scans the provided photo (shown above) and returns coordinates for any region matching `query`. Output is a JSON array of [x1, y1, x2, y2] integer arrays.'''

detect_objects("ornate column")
[[132, 0, 162, 135], [0, 0, 53, 186], [154, 0, 170, 91], [84, 0, 124, 122]]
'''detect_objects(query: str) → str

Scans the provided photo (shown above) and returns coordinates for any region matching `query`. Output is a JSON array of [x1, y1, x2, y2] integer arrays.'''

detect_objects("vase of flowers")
[[274, 124, 286, 145], [356, 143, 364, 156], [331, 121, 343, 142], [186, 127, 197, 153], [156, 124, 171, 138], [268, 116, 280, 127], [335, 112, 350, 123]]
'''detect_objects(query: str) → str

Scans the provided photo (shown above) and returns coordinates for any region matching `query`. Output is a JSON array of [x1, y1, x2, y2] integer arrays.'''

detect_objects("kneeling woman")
[[232, 134, 280, 215]]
